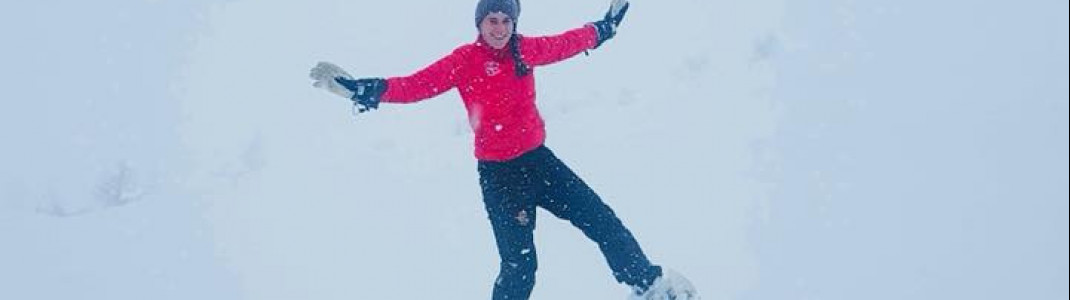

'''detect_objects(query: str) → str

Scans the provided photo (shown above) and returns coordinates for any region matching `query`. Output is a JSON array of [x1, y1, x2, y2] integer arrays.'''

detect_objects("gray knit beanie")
[[474, 0, 520, 28]]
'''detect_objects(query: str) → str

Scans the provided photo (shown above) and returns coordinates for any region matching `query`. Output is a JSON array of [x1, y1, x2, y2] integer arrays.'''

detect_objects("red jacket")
[[382, 25, 599, 161]]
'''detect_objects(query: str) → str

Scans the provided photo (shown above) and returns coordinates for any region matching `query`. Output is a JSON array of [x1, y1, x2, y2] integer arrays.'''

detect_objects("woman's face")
[[480, 12, 514, 50]]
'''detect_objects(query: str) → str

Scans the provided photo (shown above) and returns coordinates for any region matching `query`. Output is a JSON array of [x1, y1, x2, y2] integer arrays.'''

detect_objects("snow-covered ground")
[[1, 0, 1067, 299]]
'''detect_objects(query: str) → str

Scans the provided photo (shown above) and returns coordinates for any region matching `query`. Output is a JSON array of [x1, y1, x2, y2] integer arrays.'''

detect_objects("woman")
[[310, 0, 697, 299]]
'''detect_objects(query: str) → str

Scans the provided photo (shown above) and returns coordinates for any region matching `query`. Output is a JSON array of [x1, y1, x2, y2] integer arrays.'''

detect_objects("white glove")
[[310, 61, 356, 99], [610, 0, 629, 21], [593, 0, 630, 48]]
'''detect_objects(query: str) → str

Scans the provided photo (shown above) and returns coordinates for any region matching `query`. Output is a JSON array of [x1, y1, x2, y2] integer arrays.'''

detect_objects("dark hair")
[[510, 35, 529, 77]]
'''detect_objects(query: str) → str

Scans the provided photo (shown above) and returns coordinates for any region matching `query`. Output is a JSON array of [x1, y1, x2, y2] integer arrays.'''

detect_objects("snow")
[[2, 0, 1068, 299]]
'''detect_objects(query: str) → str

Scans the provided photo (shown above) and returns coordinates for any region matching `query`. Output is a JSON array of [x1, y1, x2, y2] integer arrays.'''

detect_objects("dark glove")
[[593, 0, 630, 49], [334, 77, 387, 113]]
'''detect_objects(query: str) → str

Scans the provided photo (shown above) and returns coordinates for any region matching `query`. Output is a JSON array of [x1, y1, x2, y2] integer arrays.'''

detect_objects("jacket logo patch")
[[484, 61, 502, 77]]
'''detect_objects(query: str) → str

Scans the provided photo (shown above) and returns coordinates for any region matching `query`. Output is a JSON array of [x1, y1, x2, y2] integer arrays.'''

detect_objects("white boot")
[[627, 268, 700, 300]]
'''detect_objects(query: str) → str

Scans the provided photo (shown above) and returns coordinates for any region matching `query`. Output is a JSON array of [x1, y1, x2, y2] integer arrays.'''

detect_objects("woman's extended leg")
[[531, 147, 663, 291]]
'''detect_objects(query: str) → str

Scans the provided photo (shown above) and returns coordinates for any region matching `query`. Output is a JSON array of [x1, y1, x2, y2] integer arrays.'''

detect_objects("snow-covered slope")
[[1, 0, 1066, 299]]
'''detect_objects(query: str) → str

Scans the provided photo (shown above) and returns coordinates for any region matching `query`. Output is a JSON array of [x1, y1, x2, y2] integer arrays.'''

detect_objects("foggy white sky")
[[1, 0, 1066, 299]]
